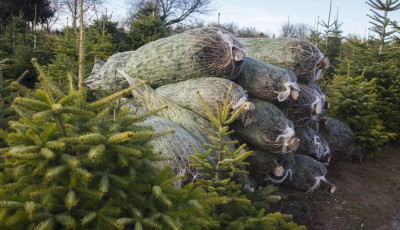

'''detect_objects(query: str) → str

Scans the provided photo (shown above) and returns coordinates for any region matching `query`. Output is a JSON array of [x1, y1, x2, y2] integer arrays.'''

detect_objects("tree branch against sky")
[[128, 0, 214, 26], [61, 0, 105, 31], [366, 0, 400, 55]]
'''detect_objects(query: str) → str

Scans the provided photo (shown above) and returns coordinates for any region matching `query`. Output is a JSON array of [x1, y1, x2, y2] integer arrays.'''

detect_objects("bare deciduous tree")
[[43, 0, 64, 32], [61, 0, 105, 31], [280, 17, 296, 38], [296, 23, 311, 39], [128, 0, 213, 26], [280, 20, 312, 39]]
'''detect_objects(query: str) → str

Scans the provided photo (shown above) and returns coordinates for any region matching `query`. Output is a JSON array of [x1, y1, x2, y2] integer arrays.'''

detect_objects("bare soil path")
[[270, 145, 400, 230]]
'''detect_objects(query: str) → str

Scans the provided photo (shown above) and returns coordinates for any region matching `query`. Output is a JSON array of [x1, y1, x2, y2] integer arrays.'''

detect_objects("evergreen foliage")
[[334, 36, 400, 145], [318, 19, 343, 82], [0, 0, 54, 28], [129, 2, 167, 50], [326, 64, 396, 154], [0, 59, 222, 230], [89, 16, 131, 52], [366, 0, 400, 55], [0, 15, 55, 88], [0, 59, 29, 135], [190, 84, 304, 229]]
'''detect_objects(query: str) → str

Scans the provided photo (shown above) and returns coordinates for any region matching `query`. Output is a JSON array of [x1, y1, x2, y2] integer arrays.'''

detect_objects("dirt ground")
[[270, 145, 400, 230]]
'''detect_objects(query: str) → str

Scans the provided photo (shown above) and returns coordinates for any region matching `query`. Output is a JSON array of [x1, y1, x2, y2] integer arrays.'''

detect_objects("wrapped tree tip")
[[238, 38, 325, 85], [234, 56, 300, 103], [86, 51, 135, 91], [232, 98, 295, 154], [155, 77, 251, 121], [319, 116, 363, 162], [124, 27, 245, 88]]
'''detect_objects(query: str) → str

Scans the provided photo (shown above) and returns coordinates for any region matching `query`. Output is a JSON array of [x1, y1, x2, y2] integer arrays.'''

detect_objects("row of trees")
[[0, 0, 399, 228], [1, 0, 400, 156], [322, 0, 400, 154]]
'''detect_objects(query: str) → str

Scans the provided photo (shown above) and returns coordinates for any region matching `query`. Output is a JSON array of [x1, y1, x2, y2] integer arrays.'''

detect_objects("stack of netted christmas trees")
[[87, 27, 363, 194]]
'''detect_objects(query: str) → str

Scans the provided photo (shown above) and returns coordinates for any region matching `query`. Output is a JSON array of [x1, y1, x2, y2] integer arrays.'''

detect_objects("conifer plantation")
[[0, 0, 400, 229]]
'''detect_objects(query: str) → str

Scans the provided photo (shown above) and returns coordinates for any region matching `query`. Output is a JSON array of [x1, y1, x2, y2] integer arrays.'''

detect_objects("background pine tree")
[[129, 2, 167, 50], [326, 63, 396, 154]]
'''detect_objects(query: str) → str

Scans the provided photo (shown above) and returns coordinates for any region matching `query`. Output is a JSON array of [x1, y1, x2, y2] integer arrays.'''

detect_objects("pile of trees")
[[88, 25, 364, 197], [0, 0, 399, 228]]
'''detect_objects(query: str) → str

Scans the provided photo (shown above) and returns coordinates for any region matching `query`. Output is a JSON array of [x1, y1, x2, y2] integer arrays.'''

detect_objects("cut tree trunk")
[[311, 83, 328, 114], [234, 56, 300, 103], [238, 38, 326, 85], [124, 27, 245, 88], [155, 77, 253, 122], [296, 126, 331, 163], [319, 116, 363, 162], [232, 98, 298, 154]]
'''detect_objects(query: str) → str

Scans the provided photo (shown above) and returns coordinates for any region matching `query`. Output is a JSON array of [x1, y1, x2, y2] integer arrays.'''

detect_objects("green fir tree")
[[326, 63, 396, 155], [366, 0, 400, 55], [190, 84, 305, 229], [0, 59, 221, 230], [129, 2, 167, 50]]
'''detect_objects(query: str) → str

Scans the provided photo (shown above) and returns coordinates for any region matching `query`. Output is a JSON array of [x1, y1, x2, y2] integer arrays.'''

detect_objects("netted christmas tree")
[[155, 77, 253, 121], [0, 59, 221, 230], [238, 38, 329, 85], [234, 56, 299, 103]]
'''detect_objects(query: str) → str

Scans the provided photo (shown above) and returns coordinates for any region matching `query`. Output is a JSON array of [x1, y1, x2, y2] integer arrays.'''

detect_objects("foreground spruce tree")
[[190, 85, 304, 230], [0, 59, 223, 229]]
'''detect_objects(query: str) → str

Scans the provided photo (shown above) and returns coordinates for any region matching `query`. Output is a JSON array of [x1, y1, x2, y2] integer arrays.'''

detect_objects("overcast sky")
[[83, 0, 400, 37]]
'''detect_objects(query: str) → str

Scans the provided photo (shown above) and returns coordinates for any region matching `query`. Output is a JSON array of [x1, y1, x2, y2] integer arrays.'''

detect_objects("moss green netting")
[[239, 38, 324, 85], [319, 116, 362, 161], [155, 77, 249, 120], [137, 115, 205, 178], [124, 27, 245, 88], [232, 98, 294, 154], [296, 126, 331, 163], [234, 56, 299, 103]]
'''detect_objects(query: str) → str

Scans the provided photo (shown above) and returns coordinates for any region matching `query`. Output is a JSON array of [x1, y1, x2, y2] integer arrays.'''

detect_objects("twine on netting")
[[232, 94, 248, 110], [307, 175, 327, 194], [276, 126, 295, 153], [313, 134, 330, 161], [265, 169, 293, 184], [277, 81, 300, 102]]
